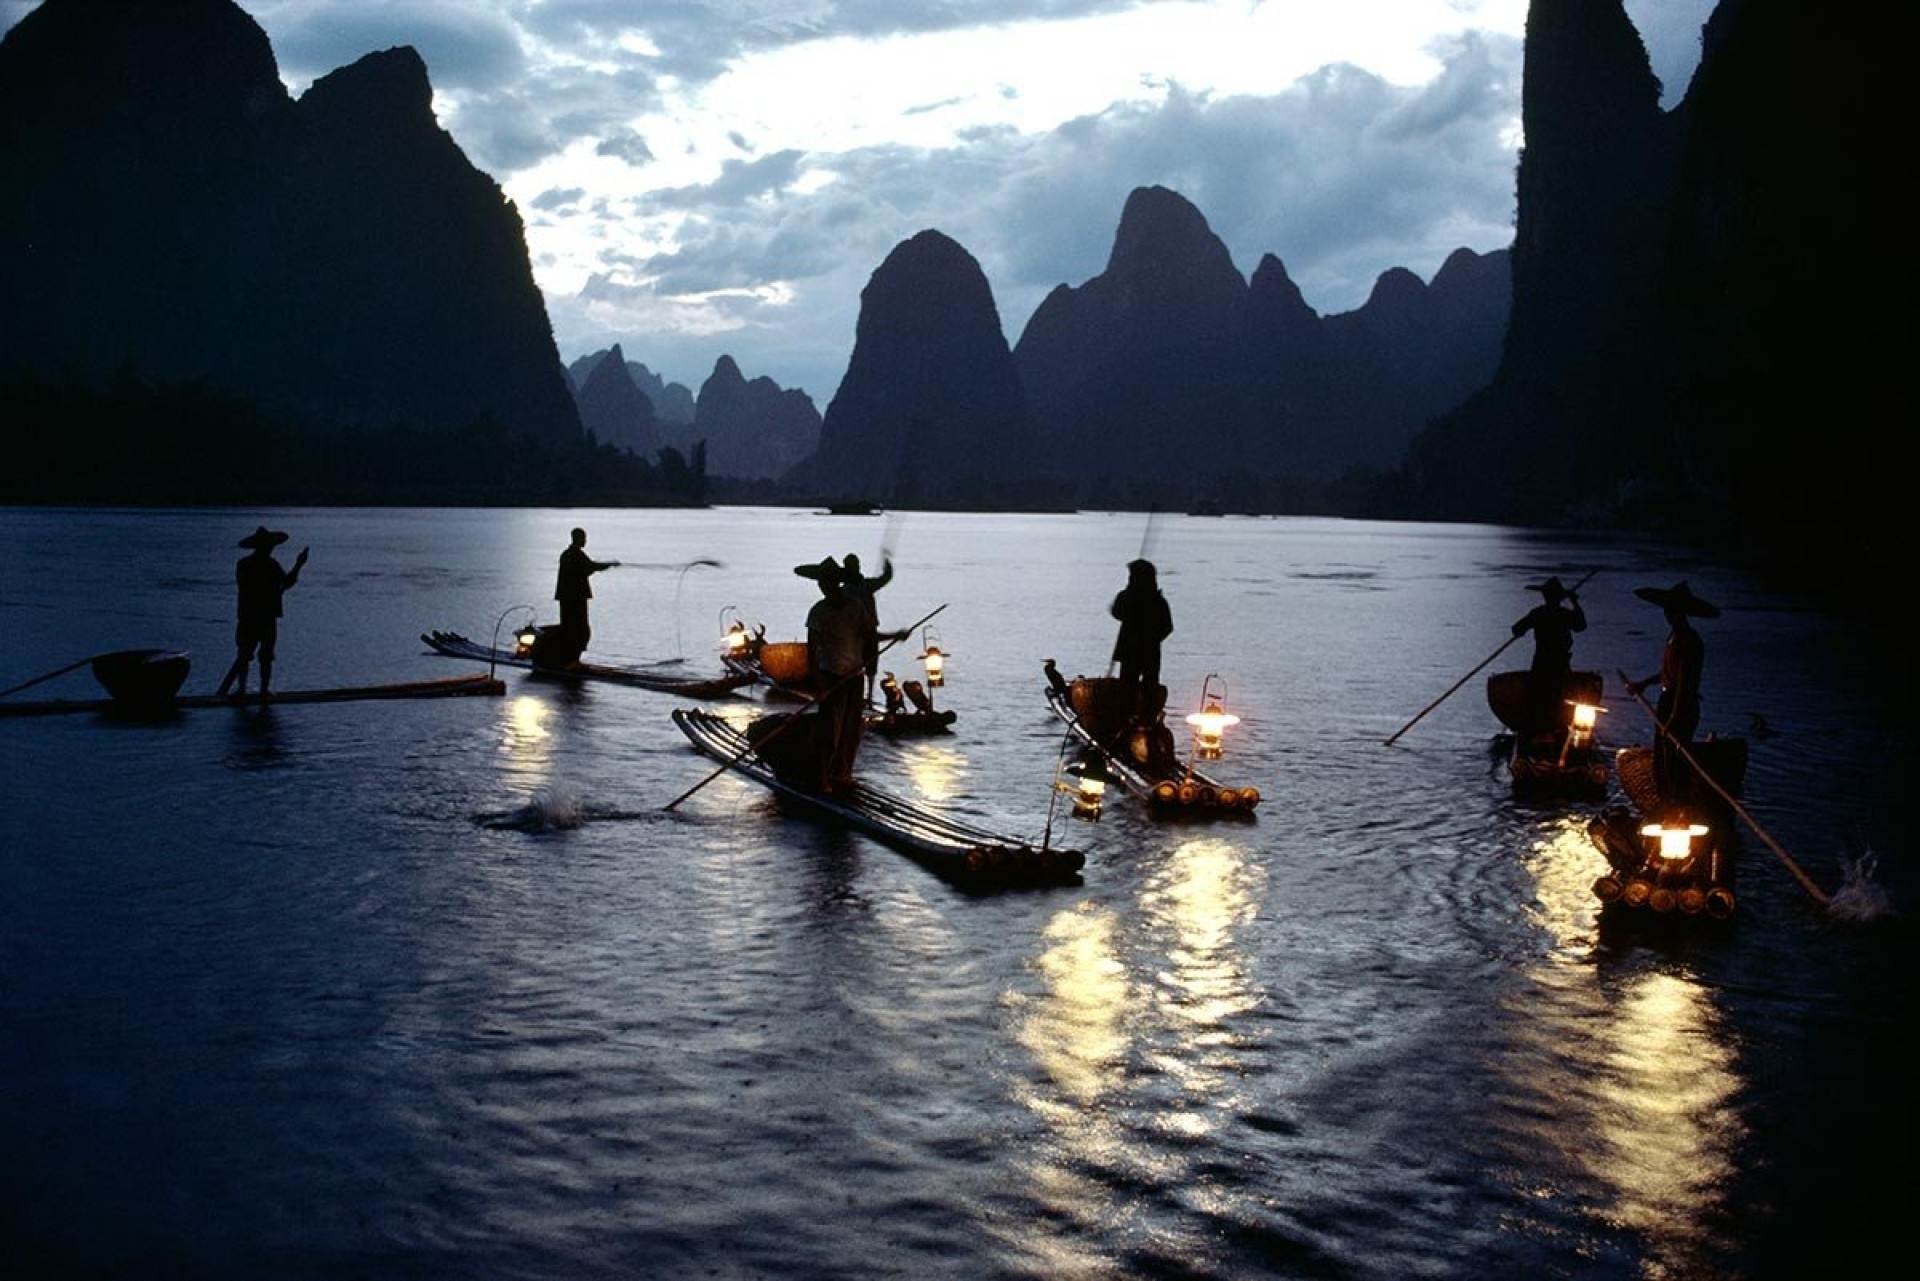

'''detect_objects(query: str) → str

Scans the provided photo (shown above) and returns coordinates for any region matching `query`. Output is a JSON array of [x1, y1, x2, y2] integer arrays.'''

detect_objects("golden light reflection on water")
[[1587, 972, 1742, 1256], [1015, 904, 1131, 1114], [498, 694, 553, 782], [1516, 815, 1744, 1269], [1522, 816, 1609, 943], [901, 742, 965, 803], [1143, 837, 1260, 1026], [1011, 834, 1262, 1205]]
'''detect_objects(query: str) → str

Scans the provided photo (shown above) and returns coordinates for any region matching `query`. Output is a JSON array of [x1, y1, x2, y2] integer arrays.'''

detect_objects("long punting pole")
[[1615, 670, 1831, 908], [1382, 567, 1599, 747]]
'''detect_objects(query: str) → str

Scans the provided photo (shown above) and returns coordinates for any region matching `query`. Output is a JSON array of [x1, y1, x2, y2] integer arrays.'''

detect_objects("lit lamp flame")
[[917, 629, 947, 687], [514, 623, 539, 658], [1566, 699, 1604, 748], [1641, 819, 1709, 862], [718, 606, 752, 657], [1062, 749, 1112, 821], [1184, 674, 1239, 761]]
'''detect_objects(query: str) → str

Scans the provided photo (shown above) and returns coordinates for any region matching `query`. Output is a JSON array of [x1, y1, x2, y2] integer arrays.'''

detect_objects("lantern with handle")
[[1061, 748, 1113, 820], [1184, 674, 1240, 761], [916, 628, 948, 687]]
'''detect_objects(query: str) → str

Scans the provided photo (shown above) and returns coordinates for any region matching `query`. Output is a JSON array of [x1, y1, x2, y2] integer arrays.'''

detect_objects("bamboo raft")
[[0, 671, 504, 718]]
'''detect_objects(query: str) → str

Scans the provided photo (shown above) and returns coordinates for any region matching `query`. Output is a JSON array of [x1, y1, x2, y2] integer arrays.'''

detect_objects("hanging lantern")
[[917, 629, 948, 687], [718, 606, 752, 658], [514, 623, 540, 659], [1184, 674, 1239, 760], [1062, 749, 1112, 821], [1566, 699, 1604, 748], [1641, 818, 1709, 862]]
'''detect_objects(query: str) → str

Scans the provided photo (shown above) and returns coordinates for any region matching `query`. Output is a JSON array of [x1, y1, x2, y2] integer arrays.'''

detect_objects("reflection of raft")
[[1586, 737, 1750, 923], [1043, 663, 1260, 818], [1487, 669, 1608, 798]]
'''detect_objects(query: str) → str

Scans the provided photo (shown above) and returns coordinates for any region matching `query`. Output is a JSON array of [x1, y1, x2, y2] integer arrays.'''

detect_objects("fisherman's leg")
[[219, 631, 258, 698], [257, 627, 278, 699]]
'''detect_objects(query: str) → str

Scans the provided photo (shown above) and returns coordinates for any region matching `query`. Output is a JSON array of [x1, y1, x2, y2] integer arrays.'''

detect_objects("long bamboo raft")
[[0, 672, 504, 718], [673, 706, 1083, 891]]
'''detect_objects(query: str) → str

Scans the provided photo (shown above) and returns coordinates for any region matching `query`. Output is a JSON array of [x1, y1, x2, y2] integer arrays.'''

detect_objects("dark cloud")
[[595, 130, 656, 166], [260, 0, 527, 92]]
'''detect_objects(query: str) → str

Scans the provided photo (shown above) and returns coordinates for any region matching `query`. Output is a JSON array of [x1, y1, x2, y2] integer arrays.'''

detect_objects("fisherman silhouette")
[[1110, 558, 1173, 722], [552, 527, 616, 664], [1626, 580, 1719, 802], [842, 551, 894, 705], [215, 526, 307, 701], [1510, 576, 1586, 736]]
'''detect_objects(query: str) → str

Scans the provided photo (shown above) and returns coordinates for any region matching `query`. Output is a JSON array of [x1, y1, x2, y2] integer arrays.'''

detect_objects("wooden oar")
[[1383, 567, 1599, 747], [663, 602, 948, 811], [0, 652, 109, 700], [1614, 670, 1831, 908]]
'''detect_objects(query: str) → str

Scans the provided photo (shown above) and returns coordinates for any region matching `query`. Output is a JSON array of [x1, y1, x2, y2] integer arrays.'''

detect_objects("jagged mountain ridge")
[[0, 0, 580, 446], [781, 187, 1507, 509], [1405, 0, 1893, 597]]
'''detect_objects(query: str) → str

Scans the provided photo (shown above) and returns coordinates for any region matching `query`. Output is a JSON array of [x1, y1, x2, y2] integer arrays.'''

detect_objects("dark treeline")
[[2, 376, 709, 508]]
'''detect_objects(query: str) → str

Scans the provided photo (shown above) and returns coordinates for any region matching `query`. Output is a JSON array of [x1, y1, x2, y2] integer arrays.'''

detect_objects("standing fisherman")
[[215, 525, 308, 701], [554, 527, 617, 663], [1510, 576, 1586, 735], [1110, 558, 1173, 723], [1625, 580, 1719, 801], [842, 551, 894, 705]]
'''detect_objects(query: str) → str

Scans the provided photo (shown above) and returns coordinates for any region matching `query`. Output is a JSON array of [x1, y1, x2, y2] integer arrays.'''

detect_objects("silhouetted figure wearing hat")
[[554, 527, 617, 663], [1511, 576, 1586, 735], [842, 551, 894, 704], [798, 556, 870, 792], [1111, 558, 1173, 721], [1626, 580, 1720, 801], [215, 526, 308, 701]]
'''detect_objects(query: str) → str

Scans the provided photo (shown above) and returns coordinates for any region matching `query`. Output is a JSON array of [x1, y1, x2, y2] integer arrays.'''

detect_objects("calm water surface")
[[0, 506, 1909, 1280]]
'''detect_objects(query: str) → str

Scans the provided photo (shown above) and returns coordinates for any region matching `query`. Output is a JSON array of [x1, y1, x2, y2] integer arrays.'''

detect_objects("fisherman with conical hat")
[[215, 525, 309, 701], [1625, 580, 1721, 801], [797, 555, 868, 792], [1510, 575, 1586, 736]]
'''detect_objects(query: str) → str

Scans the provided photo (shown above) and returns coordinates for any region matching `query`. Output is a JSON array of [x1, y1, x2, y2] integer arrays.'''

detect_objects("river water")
[[0, 505, 1907, 1280]]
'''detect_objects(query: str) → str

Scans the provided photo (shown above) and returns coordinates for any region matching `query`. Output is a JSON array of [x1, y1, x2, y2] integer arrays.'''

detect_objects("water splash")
[[1826, 852, 1896, 923], [478, 784, 584, 832]]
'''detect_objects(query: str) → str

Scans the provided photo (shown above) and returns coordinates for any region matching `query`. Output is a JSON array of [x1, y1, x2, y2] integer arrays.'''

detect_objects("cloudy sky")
[[3, 0, 1714, 404]]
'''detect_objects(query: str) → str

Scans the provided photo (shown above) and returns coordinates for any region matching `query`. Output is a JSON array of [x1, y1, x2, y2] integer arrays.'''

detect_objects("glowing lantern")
[[1184, 674, 1240, 760], [1641, 819, 1709, 862], [1567, 700, 1603, 745], [1062, 749, 1112, 821], [917, 629, 947, 687], [1557, 699, 1606, 765], [718, 606, 752, 657], [514, 623, 539, 659]]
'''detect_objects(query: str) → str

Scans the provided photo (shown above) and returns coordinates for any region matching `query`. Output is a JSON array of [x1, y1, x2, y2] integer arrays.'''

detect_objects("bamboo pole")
[[1615, 670, 1831, 908], [1383, 567, 1599, 747]]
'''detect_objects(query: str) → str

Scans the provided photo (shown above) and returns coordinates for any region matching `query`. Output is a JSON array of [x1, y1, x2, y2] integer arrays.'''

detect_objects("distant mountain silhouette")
[[790, 230, 1045, 509], [567, 351, 695, 426], [751, 187, 1507, 510], [690, 356, 822, 483], [1, 0, 580, 450], [571, 343, 663, 458]]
